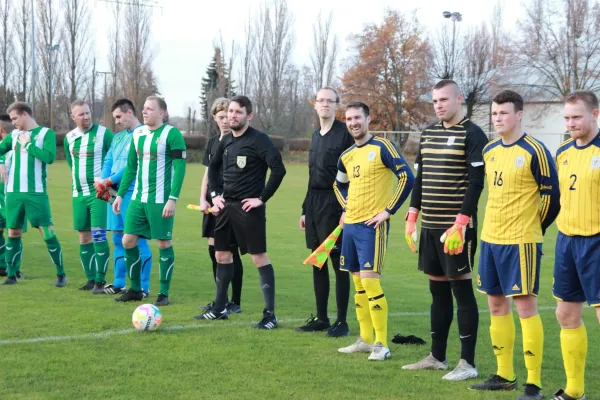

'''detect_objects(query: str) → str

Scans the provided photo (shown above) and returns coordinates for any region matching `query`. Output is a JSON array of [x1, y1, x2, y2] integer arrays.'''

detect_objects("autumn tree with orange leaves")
[[340, 9, 432, 138]]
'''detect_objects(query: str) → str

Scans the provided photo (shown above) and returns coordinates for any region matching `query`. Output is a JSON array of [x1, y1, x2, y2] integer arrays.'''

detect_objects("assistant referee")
[[297, 87, 354, 337], [198, 95, 286, 330]]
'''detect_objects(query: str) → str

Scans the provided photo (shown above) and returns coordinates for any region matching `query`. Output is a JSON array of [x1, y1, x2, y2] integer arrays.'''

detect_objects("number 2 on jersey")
[[570, 174, 577, 190]]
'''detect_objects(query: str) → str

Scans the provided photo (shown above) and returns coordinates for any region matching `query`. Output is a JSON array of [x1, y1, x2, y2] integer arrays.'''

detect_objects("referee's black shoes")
[[296, 315, 330, 332], [254, 309, 277, 330]]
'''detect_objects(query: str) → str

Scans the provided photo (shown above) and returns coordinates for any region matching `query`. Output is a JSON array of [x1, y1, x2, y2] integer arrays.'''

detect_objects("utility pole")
[[96, 71, 114, 126], [46, 44, 59, 130]]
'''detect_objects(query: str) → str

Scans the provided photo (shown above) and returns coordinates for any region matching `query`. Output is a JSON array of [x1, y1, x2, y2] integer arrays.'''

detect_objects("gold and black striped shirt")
[[411, 118, 488, 230]]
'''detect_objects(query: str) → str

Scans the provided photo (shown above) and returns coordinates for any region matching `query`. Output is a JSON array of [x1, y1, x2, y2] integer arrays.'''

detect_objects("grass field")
[[1, 162, 598, 400]]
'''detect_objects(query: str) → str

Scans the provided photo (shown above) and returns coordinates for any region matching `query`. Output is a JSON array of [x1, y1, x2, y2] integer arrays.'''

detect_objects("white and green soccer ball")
[[132, 304, 163, 331]]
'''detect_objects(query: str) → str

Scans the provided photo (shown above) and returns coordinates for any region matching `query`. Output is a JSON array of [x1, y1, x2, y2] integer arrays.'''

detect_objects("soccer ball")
[[132, 304, 163, 331]]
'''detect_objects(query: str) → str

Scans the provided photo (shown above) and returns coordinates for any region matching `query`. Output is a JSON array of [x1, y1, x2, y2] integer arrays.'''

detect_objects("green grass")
[[0, 162, 598, 400]]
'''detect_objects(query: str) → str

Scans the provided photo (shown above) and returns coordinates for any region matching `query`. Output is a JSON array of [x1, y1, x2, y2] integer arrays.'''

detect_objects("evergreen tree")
[[200, 47, 235, 137]]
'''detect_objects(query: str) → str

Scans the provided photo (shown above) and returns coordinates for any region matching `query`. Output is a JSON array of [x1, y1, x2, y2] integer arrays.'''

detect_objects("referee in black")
[[198, 95, 286, 330], [197, 97, 244, 315], [401, 80, 488, 381], [297, 87, 354, 337]]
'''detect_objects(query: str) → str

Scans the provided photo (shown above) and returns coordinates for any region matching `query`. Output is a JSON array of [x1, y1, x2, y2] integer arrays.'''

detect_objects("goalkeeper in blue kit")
[[94, 99, 153, 296]]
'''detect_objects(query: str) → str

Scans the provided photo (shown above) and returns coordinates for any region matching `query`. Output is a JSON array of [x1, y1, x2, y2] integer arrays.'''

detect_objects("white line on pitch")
[[0, 306, 557, 346]]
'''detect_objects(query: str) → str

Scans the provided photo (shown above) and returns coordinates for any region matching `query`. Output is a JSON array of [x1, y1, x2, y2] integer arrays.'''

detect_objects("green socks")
[[6, 237, 22, 278], [80, 243, 95, 281], [46, 236, 64, 276], [94, 241, 110, 283], [159, 246, 175, 296], [125, 246, 142, 292], [0, 232, 6, 270]]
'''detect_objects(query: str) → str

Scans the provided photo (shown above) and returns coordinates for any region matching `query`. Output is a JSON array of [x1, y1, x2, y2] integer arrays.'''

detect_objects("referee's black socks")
[[258, 264, 275, 312], [429, 280, 453, 362], [451, 279, 478, 366], [231, 250, 244, 306], [214, 262, 234, 312], [208, 245, 217, 282]]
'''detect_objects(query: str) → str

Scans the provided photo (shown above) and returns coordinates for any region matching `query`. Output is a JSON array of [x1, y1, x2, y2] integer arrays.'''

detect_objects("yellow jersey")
[[481, 134, 560, 244], [334, 136, 414, 224], [556, 133, 600, 236]]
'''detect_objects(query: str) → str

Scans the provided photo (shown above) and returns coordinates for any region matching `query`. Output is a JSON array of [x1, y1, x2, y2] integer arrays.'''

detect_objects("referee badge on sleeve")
[[237, 156, 247, 168]]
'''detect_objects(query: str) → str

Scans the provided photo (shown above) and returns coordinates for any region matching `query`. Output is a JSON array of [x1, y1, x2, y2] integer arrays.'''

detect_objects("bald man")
[[401, 79, 488, 381]]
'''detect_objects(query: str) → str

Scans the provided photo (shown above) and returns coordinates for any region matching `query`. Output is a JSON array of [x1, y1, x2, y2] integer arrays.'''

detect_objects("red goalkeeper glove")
[[405, 209, 419, 253], [440, 214, 470, 255], [94, 178, 112, 195]]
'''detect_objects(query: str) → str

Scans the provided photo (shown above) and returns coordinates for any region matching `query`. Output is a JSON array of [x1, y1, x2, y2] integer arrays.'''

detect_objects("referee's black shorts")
[[202, 212, 216, 238], [418, 225, 477, 278], [304, 190, 343, 251], [214, 201, 266, 255]]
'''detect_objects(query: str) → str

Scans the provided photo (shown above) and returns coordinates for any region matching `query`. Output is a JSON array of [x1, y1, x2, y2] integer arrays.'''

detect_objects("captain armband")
[[171, 149, 186, 159]]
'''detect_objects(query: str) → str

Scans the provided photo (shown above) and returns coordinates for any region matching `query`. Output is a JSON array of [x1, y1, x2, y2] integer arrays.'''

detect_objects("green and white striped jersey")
[[65, 124, 113, 197], [120, 124, 186, 204], [0, 127, 56, 194]]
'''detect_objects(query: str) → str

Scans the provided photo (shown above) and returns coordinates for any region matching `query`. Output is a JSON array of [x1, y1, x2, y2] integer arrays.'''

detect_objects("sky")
[[88, 0, 524, 117]]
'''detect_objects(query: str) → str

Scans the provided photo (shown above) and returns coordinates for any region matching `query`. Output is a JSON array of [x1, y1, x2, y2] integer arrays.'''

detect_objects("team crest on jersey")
[[447, 136, 456, 146], [237, 156, 247, 168], [155, 137, 163, 145], [368, 151, 376, 161], [591, 156, 600, 169], [514, 156, 526, 168], [93, 136, 100, 143]]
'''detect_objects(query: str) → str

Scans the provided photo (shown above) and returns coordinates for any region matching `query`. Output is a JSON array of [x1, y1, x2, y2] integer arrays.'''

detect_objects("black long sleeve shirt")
[[301, 120, 354, 214], [208, 126, 286, 203]]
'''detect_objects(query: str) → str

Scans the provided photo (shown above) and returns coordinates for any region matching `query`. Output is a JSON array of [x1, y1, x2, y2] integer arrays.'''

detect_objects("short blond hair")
[[211, 97, 230, 116]]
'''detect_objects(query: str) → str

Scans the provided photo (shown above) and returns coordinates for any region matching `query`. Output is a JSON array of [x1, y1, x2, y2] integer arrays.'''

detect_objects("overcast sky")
[[89, 0, 524, 117]]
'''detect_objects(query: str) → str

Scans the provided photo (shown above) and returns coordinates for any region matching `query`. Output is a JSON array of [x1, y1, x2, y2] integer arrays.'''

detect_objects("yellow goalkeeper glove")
[[405, 209, 419, 253], [440, 214, 470, 255]]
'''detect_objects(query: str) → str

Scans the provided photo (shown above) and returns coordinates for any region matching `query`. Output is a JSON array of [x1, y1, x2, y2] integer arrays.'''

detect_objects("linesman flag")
[[186, 204, 213, 214], [303, 225, 343, 269]]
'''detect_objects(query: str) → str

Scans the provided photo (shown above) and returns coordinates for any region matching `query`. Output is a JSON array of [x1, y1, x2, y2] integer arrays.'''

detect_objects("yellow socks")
[[520, 314, 544, 388], [352, 274, 373, 344], [362, 277, 388, 347], [561, 324, 587, 398], [490, 314, 516, 381]]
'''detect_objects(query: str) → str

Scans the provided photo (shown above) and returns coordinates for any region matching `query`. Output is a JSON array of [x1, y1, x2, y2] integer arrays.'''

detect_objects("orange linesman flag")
[[303, 225, 343, 269]]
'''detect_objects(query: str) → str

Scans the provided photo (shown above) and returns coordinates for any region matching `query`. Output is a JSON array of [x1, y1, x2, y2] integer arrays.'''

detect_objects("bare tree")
[[238, 10, 255, 95], [0, 0, 14, 110], [430, 23, 463, 80], [15, 0, 30, 101], [62, 0, 91, 105], [310, 9, 339, 91], [121, 0, 153, 112], [36, 0, 63, 127], [460, 23, 503, 118], [108, 0, 122, 102], [429, 2, 506, 118], [513, 0, 600, 98]]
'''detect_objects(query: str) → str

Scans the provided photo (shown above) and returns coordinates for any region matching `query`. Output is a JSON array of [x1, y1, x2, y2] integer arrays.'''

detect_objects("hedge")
[[269, 135, 286, 151], [288, 138, 310, 151]]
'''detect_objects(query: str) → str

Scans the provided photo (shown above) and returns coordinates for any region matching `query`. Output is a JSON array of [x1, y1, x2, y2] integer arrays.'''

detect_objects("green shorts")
[[124, 200, 174, 240], [5, 193, 53, 229], [72, 195, 108, 231]]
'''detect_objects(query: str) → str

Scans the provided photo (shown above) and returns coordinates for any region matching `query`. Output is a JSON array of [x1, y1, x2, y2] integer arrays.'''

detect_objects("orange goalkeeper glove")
[[440, 214, 470, 255], [405, 209, 419, 253]]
